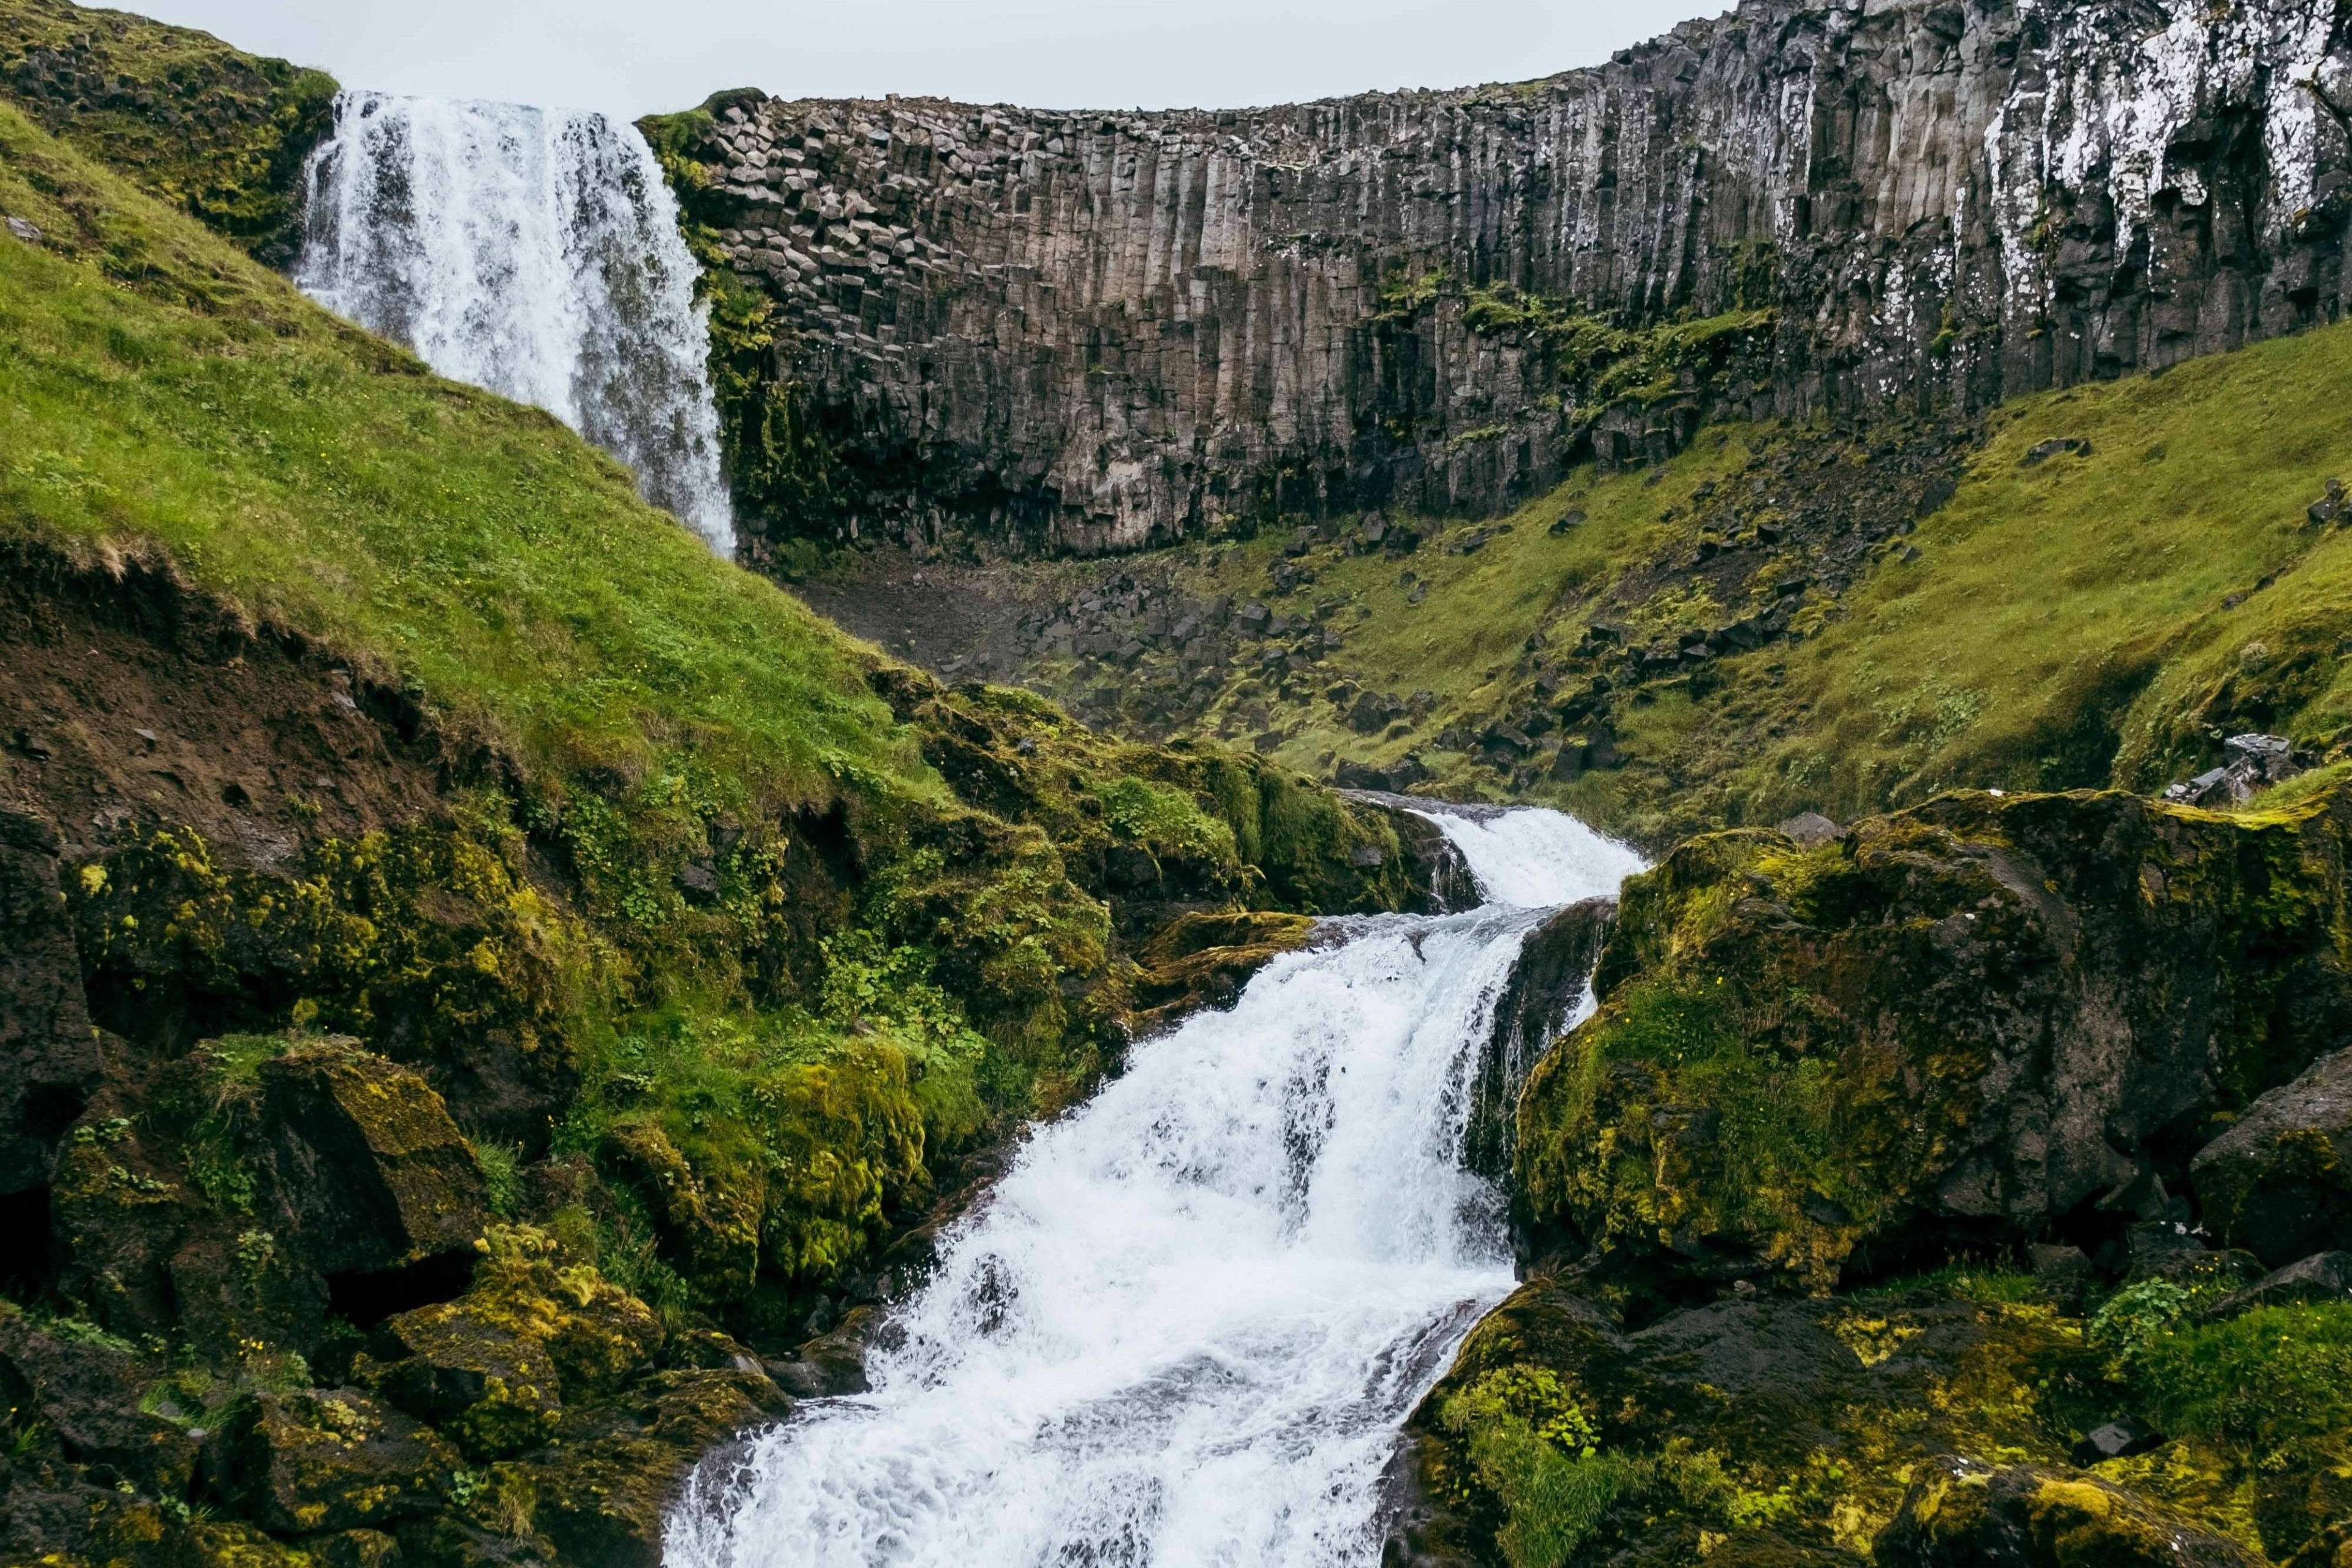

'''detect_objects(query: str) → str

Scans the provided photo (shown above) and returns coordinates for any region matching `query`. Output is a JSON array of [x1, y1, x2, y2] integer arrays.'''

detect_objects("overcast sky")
[[127, 0, 1725, 122]]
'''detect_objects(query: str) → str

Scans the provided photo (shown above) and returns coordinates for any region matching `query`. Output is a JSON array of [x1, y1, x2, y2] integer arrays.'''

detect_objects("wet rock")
[[1128, 909, 1319, 1035], [2309, 478, 2346, 527], [777, 1305, 880, 1396], [205, 1387, 458, 1535], [1463, 898, 1616, 1181], [519, 1369, 788, 1568], [255, 1042, 490, 1282], [1875, 1454, 2261, 1567], [2195, 1046, 2352, 1267]]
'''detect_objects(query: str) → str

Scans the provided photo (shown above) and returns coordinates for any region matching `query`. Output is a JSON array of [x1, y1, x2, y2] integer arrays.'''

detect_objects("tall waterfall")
[[668, 807, 1643, 1567], [295, 92, 736, 554]]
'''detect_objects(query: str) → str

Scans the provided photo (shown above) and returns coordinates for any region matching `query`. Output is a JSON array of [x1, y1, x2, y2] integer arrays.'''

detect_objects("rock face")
[[0, 807, 102, 1195], [659, 0, 2352, 557], [1463, 897, 1616, 1182], [2193, 1046, 2352, 1265], [1513, 788, 2352, 1287]]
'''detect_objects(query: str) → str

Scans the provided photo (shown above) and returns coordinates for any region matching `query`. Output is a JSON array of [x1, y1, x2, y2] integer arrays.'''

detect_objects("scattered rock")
[[2022, 437, 2093, 465], [2309, 478, 2346, 527], [2162, 733, 2303, 807], [5, 214, 40, 243]]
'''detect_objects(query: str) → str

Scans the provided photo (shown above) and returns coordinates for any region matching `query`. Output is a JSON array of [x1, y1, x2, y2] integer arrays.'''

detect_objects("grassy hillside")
[[0, 97, 914, 803], [973, 320, 2352, 846], [0, 0, 333, 262]]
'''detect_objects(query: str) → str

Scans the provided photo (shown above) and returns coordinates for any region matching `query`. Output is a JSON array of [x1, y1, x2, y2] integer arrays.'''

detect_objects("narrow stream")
[[667, 806, 1642, 1567], [293, 91, 736, 553]]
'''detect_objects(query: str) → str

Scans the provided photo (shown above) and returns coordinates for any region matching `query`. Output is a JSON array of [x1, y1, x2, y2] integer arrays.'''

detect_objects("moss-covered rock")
[[369, 1303, 564, 1461], [0, 804, 102, 1196], [1515, 788, 2352, 1289], [514, 1368, 788, 1568], [254, 1042, 490, 1280], [1403, 1267, 2107, 1567], [205, 1386, 458, 1536], [1875, 1455, 2263, 1567], [0, 1303, 198, 1499], [2193, 1047, 2352, 1267], [1125, 908, 1320, 1036]]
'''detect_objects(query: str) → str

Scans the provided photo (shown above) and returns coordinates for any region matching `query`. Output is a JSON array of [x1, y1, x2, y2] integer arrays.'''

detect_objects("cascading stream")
[[295, 91, 736, 554], [668, 807, 1642, 1567]]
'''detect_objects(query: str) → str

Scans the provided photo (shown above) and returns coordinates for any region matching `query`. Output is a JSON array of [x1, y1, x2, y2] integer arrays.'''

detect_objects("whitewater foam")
[[295, 91, 735, 553], [668, 805, 1638, 1567]]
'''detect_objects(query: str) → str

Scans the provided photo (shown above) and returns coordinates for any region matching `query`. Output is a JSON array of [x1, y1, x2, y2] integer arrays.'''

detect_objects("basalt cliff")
[[654, 0, 2352, 559]]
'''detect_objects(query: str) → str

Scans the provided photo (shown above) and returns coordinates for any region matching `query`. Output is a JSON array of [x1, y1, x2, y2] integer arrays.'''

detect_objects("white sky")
[[123, 0, 1725, 122]]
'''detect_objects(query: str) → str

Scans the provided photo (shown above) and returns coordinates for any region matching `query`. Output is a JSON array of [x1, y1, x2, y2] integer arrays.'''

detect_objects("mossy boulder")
[[0, 1305, 198, 1499], [515, 1368, 788, 1568], [1515, 789, 2352, 1289], [1125, 908, 1320, 1035], [254, 1041, 490, 1281], [1403, 1269, 2106, 1567], [1875, 1455, 2262, 1567], [376, 1228, 662, 1406], [369, 1303, 564, 1461], [2193, 1047, 2352, 1267], [204, 1386, 458, 1535]]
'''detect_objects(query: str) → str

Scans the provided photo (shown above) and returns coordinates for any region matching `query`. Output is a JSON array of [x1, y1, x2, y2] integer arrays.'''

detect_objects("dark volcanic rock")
[[1463, 898, 1616, 1182], [671, 0, 2351, 559], [255, 1042, 490, 1284], [206, 1387, 458, 1535], [2193, 1047, 2352, 1266], [0, 807, 103, 1195]]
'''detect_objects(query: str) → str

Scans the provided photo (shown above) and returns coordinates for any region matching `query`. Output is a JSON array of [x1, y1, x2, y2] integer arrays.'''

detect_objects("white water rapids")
[[668, 806, 1643, 1567], [294, 92, 736, 553]]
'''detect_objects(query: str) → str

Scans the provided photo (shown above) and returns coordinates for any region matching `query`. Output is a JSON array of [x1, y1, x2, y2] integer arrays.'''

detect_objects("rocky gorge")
[[7, 0, 2352, 1564]]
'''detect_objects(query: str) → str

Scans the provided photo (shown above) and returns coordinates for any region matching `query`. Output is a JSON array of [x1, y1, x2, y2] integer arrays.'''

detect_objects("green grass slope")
[[0, 100, 914, 801], [1004, 322, 2352, 846], [0, 0, 334, 263]]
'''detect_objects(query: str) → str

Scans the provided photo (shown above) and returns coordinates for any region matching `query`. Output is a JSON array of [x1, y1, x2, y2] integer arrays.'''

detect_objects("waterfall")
[[295, 91, 736, 554], [667, 807, 1643, 1567]]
